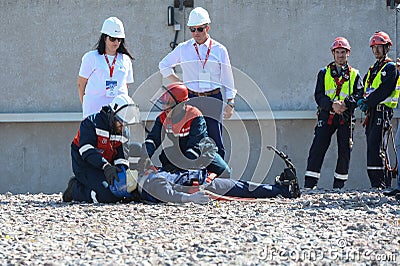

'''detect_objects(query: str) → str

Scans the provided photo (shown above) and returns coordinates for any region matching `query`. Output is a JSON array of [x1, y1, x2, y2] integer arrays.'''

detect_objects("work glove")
[[182, 191, 211, 205], [103, 164, 121, 186], [357, 98, 368, 112]]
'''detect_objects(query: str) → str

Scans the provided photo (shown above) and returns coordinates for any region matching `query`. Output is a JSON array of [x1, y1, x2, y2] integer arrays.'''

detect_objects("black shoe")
[[333, 179, 345, 189], [275, 168, 301, 198], [383, 189, 400, 197], [395, 193, 400, 201], [304, 176, 318, 189], [62, 177, 77, 202]]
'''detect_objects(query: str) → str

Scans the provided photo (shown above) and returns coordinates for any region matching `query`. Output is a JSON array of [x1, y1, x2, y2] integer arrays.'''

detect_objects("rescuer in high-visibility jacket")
[[357, 31, 399, 189], [304, 37, 363, 189]]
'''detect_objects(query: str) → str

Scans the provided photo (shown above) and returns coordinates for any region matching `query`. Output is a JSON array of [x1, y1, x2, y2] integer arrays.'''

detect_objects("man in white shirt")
[[159, 7, 236, 159]]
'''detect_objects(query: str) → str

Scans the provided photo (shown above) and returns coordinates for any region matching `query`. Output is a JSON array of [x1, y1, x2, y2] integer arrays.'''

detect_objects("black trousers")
[[305, 111, 352, 188], [365, 107, 393, 188]]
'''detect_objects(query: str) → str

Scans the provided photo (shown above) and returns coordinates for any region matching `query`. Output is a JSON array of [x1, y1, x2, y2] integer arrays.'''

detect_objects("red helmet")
[[369, 31, 392, 47], [165, 82, 189, 103], [331, 37, 351, 51], [151, 82, 189, 111]]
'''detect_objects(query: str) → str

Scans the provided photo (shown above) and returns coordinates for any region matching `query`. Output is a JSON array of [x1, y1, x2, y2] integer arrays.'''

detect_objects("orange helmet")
[[151, 82, 189, 111], [369, 31, 392, 47], [164, 82, 189, 103], [331, 37, 351, 51]]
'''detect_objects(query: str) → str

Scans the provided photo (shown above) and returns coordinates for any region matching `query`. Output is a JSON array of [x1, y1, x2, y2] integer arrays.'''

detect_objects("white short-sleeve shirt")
[[79, 50, 134, 118]]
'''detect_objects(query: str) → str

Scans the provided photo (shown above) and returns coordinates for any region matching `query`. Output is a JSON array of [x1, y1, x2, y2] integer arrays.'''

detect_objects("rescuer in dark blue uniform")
[[62, 94, 140, 203], [358, 31, 399, 188], [144, 82, 230, 177], [304, 37, 363, 189]]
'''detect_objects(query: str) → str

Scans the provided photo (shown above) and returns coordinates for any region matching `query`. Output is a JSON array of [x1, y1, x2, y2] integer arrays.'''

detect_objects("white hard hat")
[[187, 7, 211, 27], [101, 17, 125, 38], [110, 95, 140, 125]]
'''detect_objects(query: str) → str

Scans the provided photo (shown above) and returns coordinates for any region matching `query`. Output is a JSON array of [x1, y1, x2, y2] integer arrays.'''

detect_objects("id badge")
[[106, 80, 118, 97], [199, 71, 211, 89]]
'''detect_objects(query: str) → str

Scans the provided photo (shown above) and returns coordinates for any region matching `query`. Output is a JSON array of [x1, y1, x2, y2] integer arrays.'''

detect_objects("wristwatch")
[[227, 100, 235, 108]]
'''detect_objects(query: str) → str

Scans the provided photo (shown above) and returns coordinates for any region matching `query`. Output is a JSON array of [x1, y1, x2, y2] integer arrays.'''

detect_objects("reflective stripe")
[[114, 158, 129, 166], [367, 166, 385, 170], [90, 190, 98, 203], [145, 139, 156, 148], [79, 144, 95, 155], [129, 157, 140, 164], [110, 135, 128, 143], [325, 89, 335, 95], [186, 148, 199, 158], [305, 171, 320, 179], [324, 66, 358, 100], [382, 96, 398, 104], [365, 63, 399, 108], [325, 89, 349, 98], [95, 128, 109, 138], [334, 172, 348, 180], [165, 129, 190, 137]]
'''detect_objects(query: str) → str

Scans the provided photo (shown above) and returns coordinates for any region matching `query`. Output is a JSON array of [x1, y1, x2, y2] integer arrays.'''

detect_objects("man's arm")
[[365, 63, 398, 107], [345, 73, 364, 111], [144, 117, 164, 159], [315, 69, 333, 112], [159, 45, 181, 79], [184, 116, 208, 160], [78, 119, 109, 169]]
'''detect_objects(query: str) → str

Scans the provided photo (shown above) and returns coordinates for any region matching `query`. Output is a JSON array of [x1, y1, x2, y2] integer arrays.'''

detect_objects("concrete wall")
[[1, 0, 400, 193]]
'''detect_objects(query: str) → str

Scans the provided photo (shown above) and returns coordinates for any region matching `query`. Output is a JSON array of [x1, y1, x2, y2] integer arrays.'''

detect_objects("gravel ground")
[[0, 189, 399, 265]]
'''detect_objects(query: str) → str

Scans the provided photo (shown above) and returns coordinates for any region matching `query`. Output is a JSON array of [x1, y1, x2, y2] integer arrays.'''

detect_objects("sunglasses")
[[189, 26, 207, 33], [108, 36, 122, 43]]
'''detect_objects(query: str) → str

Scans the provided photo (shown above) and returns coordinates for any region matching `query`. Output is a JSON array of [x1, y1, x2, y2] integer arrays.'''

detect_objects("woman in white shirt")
[[78, 17, 134, 118]]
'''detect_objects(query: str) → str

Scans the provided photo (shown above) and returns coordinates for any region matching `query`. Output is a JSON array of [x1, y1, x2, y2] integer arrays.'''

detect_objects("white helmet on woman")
[[187, 7, 211, 26], [101, 17, 125, 38]]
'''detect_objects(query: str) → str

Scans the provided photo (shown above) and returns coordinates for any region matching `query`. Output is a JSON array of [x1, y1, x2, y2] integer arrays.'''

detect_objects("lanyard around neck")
[[104, 53, 118, 79], [193, 39, 212, 69]]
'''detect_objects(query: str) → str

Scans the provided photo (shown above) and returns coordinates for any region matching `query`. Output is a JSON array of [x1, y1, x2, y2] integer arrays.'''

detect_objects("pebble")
[[0, 190, 399, 264]]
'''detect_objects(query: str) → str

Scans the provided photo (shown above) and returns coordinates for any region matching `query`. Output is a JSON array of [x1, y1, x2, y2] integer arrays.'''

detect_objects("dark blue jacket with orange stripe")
[[145, 105, 207, 161], [71, 106, 129, 171]]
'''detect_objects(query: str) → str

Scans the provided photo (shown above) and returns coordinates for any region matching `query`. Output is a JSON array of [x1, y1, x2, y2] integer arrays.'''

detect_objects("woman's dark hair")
[[95, 33, 134, 60]]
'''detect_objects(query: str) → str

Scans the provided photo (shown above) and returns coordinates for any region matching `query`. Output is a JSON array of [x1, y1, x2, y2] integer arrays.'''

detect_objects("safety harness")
[[363, 58, 398, 188], [381, 109, 398, 188], [327, 62, 351, 126], [362, 59, 389, 128]]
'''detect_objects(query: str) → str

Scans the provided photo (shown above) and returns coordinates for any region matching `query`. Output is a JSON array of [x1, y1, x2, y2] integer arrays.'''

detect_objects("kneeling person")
[[62, 95, 140, 203]]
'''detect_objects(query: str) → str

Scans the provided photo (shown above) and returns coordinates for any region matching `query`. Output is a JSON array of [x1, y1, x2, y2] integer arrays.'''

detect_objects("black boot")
[[275, 168, 301, 198], [304, 176, 318, 189], [62, 177, 77, 202], [333, 178, 345, 189], [395, 193, 400, 201], [383, 188, 400, 197]]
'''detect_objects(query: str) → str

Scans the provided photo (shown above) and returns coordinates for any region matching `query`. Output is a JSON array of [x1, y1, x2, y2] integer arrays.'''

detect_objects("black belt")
[[187, 88, 220, 97]]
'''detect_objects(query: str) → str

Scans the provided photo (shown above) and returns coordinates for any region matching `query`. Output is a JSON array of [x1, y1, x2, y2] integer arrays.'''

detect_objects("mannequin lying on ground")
[[104, 142, 301, 204]]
